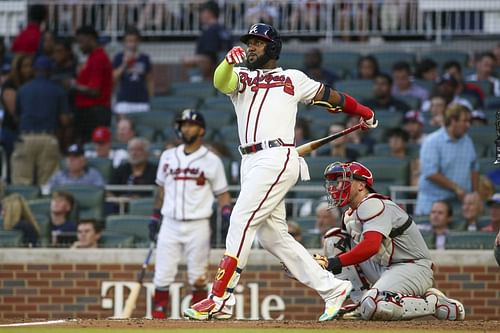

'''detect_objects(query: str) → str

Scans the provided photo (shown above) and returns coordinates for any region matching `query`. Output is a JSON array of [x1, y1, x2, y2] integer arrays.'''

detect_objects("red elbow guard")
[[342, 93, 373, 119]]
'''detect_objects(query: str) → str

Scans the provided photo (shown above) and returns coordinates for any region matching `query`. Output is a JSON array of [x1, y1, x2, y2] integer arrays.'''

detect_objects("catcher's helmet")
[[175, 109, 206, 134], [240, 23, 282, 60], [323, 161, 375, 208]]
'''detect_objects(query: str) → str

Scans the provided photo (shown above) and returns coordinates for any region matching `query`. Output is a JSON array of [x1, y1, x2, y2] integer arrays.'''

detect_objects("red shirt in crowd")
[[75, 47, 113, 109], [11, 23, 42, 54]]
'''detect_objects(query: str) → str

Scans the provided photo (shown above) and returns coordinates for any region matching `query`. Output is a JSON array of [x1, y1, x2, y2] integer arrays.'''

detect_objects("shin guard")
[[211, 254, 238, 298]]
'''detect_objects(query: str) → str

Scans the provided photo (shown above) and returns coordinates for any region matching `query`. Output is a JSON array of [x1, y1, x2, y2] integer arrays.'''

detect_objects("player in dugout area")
[[311, 161, 465, 321], [183, 22, 377, 322]]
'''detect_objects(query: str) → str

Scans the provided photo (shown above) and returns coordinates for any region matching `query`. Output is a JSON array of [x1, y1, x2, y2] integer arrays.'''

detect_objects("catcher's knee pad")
[[361, 289, 436, 321]]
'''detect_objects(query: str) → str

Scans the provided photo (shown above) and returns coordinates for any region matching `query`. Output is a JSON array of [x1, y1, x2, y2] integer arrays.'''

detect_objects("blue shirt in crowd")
[[16, 75, 69, 133], [415, 126, 478, 215], [48, 167, 105, 189], [112, 52, 151, 103]]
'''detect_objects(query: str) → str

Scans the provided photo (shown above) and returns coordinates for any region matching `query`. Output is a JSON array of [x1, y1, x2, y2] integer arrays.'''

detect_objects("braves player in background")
[[149, 110, 232, 319], [316, 161, 465, 320], [183, 23, 378, 321]]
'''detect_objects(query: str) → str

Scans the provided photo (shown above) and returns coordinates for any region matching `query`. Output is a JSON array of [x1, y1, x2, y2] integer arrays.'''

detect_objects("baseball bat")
[[296, 122, 365, 156], [119, 242, 155, 319]]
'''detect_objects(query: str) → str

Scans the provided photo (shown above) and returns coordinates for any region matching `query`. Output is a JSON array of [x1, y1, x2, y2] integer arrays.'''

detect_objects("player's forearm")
[[213, 60, 238, 94], [426, 173, 458, 192], [471, 170, 480, 193], [153, 186, 164, 210], [217, 191, 232, 208]]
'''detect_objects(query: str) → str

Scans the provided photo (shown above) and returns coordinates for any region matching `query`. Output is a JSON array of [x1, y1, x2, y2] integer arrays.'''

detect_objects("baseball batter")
[[150, 110, 232, 319], [184, 23, 377, 321], [318, 161, 465, 320]]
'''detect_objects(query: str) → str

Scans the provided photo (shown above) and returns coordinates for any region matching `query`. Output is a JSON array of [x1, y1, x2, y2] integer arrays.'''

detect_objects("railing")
[[1, 0, 497, 42]]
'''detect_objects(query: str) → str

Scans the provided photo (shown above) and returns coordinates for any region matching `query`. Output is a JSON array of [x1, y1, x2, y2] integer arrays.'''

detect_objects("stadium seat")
[[476, 216, 491, 230], [358, 156, 410, 192], [129, 198, 154, 215], [99, 232, 135, 248], [295, 216, 316, 232], [323, 51, 361, 79], [27, 198, 51, 217], [478, 157, 498, 176], [445, 231, 496, 250], [420, 50, 469, 69], [484, 96, 500, 109], [201, 96, 234, 112], [334, 80, 374, 100], [219, 125, 240, 142], [397, 95, 421, 110], [346, 143, 369, 157], [135, 125, 157, 142], [372, 51, 416, 73], [413, 79, 435, 94], [87, 157, 113, 184], [0, 230, 23, 247], [169, 81, 216, 98], [304, 156, 345, 184], [468, 126, 495, 149], [5, 185, 40, 200], [279, 51, 305, 70], [200, 109, 235, 128], [372, 110, 404, 129], [105, 215, 151, 247], [51, 185, 104, 221], [150, 95, 199, 112], [419, 230, 435, 250]]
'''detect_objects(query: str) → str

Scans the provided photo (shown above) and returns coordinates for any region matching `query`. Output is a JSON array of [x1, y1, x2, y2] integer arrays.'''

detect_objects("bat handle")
[[138, 242, 155, 283]]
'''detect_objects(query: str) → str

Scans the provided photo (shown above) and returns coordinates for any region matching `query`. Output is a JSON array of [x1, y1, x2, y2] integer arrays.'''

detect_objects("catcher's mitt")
[[313, 253, 329, 270]]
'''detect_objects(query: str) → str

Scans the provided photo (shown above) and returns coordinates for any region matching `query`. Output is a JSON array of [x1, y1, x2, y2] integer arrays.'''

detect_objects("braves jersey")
[[344, 194, 432, 266], [229, 67, 322, 145], [156, 144, 228, 220]]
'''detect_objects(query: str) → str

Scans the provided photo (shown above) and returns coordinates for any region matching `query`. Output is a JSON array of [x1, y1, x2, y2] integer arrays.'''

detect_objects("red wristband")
[[342, 93, 373, 119]]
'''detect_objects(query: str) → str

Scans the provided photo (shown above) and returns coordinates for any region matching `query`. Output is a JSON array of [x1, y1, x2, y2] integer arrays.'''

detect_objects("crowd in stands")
[[0, 2, 499, 250]]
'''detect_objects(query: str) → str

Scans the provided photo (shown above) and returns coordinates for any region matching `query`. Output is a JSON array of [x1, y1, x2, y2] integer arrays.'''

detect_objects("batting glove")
[[361, 113, 378, 129], [225, 47, 246, 65], [221, 204, 232, 224], [148, 209, 162, 242]]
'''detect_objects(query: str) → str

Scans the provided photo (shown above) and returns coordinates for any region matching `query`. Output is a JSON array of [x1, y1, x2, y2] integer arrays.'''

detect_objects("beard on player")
[[246, 52, 272, 71]]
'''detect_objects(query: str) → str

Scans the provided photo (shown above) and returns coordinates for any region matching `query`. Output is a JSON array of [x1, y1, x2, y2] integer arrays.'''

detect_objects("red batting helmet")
[[323, 161, 374, 208]]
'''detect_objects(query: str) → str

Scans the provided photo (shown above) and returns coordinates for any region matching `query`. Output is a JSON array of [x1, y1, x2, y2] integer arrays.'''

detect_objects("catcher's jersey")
[[156, 144, 228, 220], [229, 67, 322, 145], [344, 194, 432, 265]]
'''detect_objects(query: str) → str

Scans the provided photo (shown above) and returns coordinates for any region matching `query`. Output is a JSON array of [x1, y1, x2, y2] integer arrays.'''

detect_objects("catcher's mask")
[[323, 161, 374, 208]]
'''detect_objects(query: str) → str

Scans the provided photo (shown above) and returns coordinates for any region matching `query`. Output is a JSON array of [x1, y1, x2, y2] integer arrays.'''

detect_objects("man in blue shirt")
[[415, 104, 479, 216], [112, 26, 153, 115], [11, 56, 71, 186]]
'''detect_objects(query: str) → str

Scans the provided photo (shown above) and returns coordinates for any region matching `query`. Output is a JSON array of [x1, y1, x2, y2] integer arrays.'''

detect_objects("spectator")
[[403, 110, 426, 145], [72, 26, 113, 143], [427, 94, 450, 127], [294, 117, 311, 146], [183, 1, 232, 82], [115, 117, 136, 144], [287, 220, 303, 244], [483, 193, 500, 233], [112, 26, 154, 116], [415, 58, 438, 82], [109, 137, 156, 197], [362, 73, 411, 112], [466, 52, 500, 97], [11, 4, 46, 55], [320, 123, 359, 161], [50, 191, 76, 247], [11, 56, 71, 186], [312, 201, 340, 246], [85, 126, 128, 168], [39, 31, 57, 59], [245, 0, 279, 27], [1, 193, 40, 246], [386, 128, 409, 158], [493, 43, 500, 67], [429, 201, 452, 250], [471, 110, 488, 126], [302, 48, 338, 87], [48, 144, 105, 190], [0, 38, 12, 83], [443, 60, 484, 108], [461, 192, 484, 231], [1, 54, 34, 180], [391, 61, 429, 103], [357, 55, 379, 80], [344, 116, 376, 154], [415, 104, 479, 216], [71, 219, 102, 249], [421, 74, 473, 113]]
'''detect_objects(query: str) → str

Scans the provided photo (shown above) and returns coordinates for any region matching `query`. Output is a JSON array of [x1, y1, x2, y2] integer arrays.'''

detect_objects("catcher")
[[313, 161, 465, 321]]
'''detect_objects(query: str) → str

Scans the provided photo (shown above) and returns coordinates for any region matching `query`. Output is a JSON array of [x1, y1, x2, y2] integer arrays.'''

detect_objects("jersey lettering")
[[239, 72, 295, 95]]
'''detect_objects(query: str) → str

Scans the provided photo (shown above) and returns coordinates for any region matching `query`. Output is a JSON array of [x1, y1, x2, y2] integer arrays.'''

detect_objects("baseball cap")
[[487, 193, 500, 207], [33, 56, 53, 71], [471, 110, 487, 123], [66, 144, 84, 156], [403, 110, 424, 125], [437, 73, 458, 86], [92, 126, 111, 143]]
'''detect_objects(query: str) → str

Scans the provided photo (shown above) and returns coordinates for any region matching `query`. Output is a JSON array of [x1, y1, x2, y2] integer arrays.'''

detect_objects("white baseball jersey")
[[156, 144, 228, 220], [230, 67, 322, 145]]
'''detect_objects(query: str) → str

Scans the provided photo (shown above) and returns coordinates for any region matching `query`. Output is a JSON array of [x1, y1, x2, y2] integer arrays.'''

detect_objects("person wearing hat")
[[483, 193, 500, 233], [47, 144, 105, 191], [85, 126, 128, 168], [403, 110, 426, 145], [11, 55, 71, 186], [420, 74, 473, 113]]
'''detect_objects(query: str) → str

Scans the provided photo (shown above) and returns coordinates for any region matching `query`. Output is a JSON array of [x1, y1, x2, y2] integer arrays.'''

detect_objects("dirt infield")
[[1, 319, 499, 331]]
